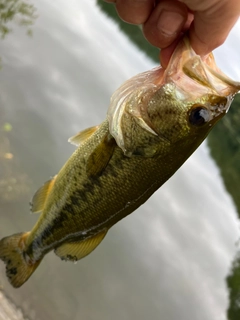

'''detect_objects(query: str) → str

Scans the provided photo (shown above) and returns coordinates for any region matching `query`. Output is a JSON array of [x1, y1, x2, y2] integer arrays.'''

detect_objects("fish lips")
[[165, 37, 240, 102]]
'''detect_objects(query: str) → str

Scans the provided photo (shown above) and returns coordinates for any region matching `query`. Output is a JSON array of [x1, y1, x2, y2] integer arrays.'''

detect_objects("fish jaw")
[[165, 37, 240, 106], [107, 37, 240, 155]]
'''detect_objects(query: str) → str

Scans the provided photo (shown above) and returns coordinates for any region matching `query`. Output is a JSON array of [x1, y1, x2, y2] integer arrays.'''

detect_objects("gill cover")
[[107, 37, 240, 155]]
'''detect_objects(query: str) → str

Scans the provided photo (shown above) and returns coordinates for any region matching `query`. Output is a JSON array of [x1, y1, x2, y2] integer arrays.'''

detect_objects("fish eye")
[[189, 106, 210, 126]]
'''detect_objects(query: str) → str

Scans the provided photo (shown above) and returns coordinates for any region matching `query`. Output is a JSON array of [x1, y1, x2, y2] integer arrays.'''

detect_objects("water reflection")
[[0, 115, 31, 203], [227, 252, 240, 319], [0, 1, 239, 320], [97, 3, 240, 319], [208, 94, 240, 320], [96, 0, 159, 63], [0, 0, 36, 38], [208, 95, 240, 217]]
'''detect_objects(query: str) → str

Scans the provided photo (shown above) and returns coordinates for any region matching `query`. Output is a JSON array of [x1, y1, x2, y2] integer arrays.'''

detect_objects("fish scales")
[[0, 37, 240, 288], [29, 122, 169, 250]]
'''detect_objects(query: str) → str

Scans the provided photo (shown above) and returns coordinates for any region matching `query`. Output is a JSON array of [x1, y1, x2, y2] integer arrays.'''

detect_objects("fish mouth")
[[165, 37, 240, 99], [107, 36, 240, 154]]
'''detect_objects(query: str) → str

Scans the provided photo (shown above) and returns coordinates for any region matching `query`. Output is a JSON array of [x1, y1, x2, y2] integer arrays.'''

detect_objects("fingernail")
[[157, 11, 184, 37]]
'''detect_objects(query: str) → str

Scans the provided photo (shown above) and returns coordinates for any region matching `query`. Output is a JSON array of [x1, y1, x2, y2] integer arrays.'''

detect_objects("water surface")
[[0, 1, 240, 320]]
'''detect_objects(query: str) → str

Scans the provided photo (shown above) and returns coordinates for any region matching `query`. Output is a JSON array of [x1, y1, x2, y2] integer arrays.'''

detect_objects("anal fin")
[[30, 175, 57, 213], [54, 230, 107, 262]]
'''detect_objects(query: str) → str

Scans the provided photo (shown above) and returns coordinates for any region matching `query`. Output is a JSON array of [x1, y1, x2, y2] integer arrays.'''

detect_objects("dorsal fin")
[[68, 125, 99, 146], [54, 230, 107, 262], [86, 134, 116, 178], [30, 175, 57, 213]]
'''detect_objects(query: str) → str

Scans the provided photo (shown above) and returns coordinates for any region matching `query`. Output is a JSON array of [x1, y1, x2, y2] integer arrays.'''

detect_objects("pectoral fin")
[[30, 175, 57, 213], [68, 125, 99, 146], [54, 230, 107, 262], [86, 134, 116, 177]]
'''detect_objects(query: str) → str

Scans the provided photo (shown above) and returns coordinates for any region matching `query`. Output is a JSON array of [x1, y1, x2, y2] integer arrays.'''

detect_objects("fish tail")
[[0, 232, 41, 288]]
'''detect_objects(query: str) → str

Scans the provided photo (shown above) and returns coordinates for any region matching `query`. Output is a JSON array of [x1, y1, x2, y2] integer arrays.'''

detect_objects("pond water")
[[0, 1, 240, 320]]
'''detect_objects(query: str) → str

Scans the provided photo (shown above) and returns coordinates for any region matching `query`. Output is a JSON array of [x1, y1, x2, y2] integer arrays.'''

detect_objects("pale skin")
[[104, 0, 240, 68]]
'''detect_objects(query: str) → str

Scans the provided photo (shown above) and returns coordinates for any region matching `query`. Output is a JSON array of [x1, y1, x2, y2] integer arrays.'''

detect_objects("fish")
[[0, 37, 240, 288]]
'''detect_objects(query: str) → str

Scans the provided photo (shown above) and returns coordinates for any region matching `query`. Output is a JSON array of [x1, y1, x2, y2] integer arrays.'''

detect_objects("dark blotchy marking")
[[104, 163, 118, 178], [71, 189, 87, 204], [61, 254, 77, 262], [83, 180, 98, 192], [70, 178, 102, 207], [29, 151, 126, 251], [8, 267, 17, 275], [64, 202, 77, 214]]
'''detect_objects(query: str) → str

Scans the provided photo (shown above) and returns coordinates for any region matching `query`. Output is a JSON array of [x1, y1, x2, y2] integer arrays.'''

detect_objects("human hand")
[[105, 0, 240, 68]]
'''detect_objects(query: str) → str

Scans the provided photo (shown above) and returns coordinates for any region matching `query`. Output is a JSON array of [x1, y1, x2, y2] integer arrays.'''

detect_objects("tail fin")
[[0, 232, 41, 288]]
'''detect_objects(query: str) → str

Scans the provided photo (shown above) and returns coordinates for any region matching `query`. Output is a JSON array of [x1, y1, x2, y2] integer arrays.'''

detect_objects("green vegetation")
[[208, 96, 240, 319], [227, 252, 240, 320], [96, 3, 240, 317], [97, 0, 240, 219], [208, 94, 240, 217], [0, 0, 36, 38]]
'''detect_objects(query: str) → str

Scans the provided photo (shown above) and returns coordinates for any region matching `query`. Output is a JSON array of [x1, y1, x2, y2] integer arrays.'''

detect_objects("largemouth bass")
[[0, 38, 239, 288]]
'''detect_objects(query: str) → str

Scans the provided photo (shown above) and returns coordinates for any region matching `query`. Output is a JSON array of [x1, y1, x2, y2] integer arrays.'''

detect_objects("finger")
[[182, 0, 240, 55], [115, 0, 155, 24], [143, 0, 188, 48], [160, 11, 194, 68]]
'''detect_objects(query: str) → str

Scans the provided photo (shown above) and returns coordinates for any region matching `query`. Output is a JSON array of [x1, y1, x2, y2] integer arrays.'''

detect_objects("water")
[[0, 1, 239, 320]]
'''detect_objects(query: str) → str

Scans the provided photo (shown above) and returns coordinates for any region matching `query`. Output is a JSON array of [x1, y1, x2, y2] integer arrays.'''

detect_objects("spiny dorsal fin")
[[86, 134, 116, 178], [68, 125, 99, 146], [54, 230, 107, 262], [30, 175, 57, 213]]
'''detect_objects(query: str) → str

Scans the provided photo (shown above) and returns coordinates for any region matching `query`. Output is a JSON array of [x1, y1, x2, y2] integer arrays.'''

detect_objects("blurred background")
[[0, 1, 240, 319]]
